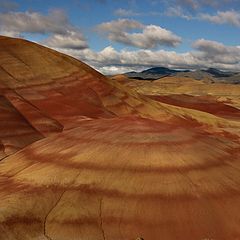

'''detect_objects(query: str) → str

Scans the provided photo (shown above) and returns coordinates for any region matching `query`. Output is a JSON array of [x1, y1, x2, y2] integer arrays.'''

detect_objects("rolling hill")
[[1, 36, 240, 240]]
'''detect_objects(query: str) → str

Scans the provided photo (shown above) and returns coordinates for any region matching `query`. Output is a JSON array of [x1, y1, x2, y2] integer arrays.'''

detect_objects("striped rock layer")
[[0, 36, 240, 240]]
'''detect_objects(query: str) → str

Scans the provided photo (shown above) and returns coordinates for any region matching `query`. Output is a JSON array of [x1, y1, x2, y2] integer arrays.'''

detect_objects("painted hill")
[[112, 74, 240, 112], [1, 36, 240, 240]]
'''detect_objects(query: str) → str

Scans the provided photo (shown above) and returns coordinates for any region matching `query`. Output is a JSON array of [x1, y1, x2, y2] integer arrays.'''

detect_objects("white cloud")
[[43, 31, 88, 50], [96, 19, 182, 48], [165, 0, 237, 10], [163, 0, 240, 26], [0, 9, 70, 34], [0, 5, 238, 75], [192, 39, 240, 64], [0, 9, 88, 49], [193, 39, 238, 54], [54, 39, 240, 74], [96, 19, 144, 32], [165, 7, 240, 28], [165, 6, 192, 20], [0, 30, 21, 37], [199, 10, 240, 27]]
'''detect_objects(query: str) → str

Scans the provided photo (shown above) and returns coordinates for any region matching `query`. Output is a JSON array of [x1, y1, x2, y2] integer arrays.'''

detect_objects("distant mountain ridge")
[[203, 68, 236, 78], [125, 67, 189, 80], [124, 67, 240, 83], [141, 67, 188, 74]]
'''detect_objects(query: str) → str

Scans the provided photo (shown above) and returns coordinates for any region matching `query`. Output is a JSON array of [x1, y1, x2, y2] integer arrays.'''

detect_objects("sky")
[[0, 0, 239, 74]]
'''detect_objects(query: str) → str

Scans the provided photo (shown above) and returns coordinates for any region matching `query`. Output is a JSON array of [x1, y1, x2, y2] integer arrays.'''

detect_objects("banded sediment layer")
[[1, 36, 240, 240]]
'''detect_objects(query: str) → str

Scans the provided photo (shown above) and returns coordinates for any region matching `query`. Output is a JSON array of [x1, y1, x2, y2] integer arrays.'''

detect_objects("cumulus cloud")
[[54, 39, 240, 74], [165, 0, 237, 10], [165, 6, 192, 20], [0, 9, 70, 34], [0, 3, 238, 74], [0, 30, 21, 38], [43, 31, 88, 50], [193, 39, 237, 53], [199, 10, 240, 27], [163, 0, 240, 24], [0, 9, 88, 49], [97, 19, 144, 32], [96, 19, 182, 48], [164, 5, 240, 28], [192, 39, 240, 64]]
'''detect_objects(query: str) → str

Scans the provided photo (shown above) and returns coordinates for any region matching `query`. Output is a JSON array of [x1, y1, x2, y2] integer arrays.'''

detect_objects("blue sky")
[[0, 0, 239, 74]]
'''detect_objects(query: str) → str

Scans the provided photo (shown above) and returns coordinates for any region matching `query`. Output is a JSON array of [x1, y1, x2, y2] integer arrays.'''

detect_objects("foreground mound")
[[1, 117, 240, 240]]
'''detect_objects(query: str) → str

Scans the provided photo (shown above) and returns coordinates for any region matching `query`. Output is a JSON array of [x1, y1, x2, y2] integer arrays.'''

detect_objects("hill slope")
[[123, 66, 239, 83], [0, 36, 240, 240]]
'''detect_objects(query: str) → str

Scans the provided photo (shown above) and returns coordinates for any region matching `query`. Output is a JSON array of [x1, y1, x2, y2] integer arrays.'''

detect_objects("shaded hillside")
[[176, 69, 240, 84], [203, 68, 236, 78], [123, 66, 240, 83], [125, 67, 188, 80], [0, 95, 42, 159], [1, 36, 240, 240]]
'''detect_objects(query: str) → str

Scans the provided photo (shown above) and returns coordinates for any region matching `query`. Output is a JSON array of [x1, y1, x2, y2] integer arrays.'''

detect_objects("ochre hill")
[[0, 36, 172, 158], [112, 74, 240, 123], [1, 36, 240, 240]]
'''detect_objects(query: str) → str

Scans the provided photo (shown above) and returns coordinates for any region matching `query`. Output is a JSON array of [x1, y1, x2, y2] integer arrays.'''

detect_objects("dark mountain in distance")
[[124, 67, 240, 83], [203, 68, 237, 78], [176, 68, 240, 84], [141, 67, 189, 74], [125, 67, 189, 80]]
